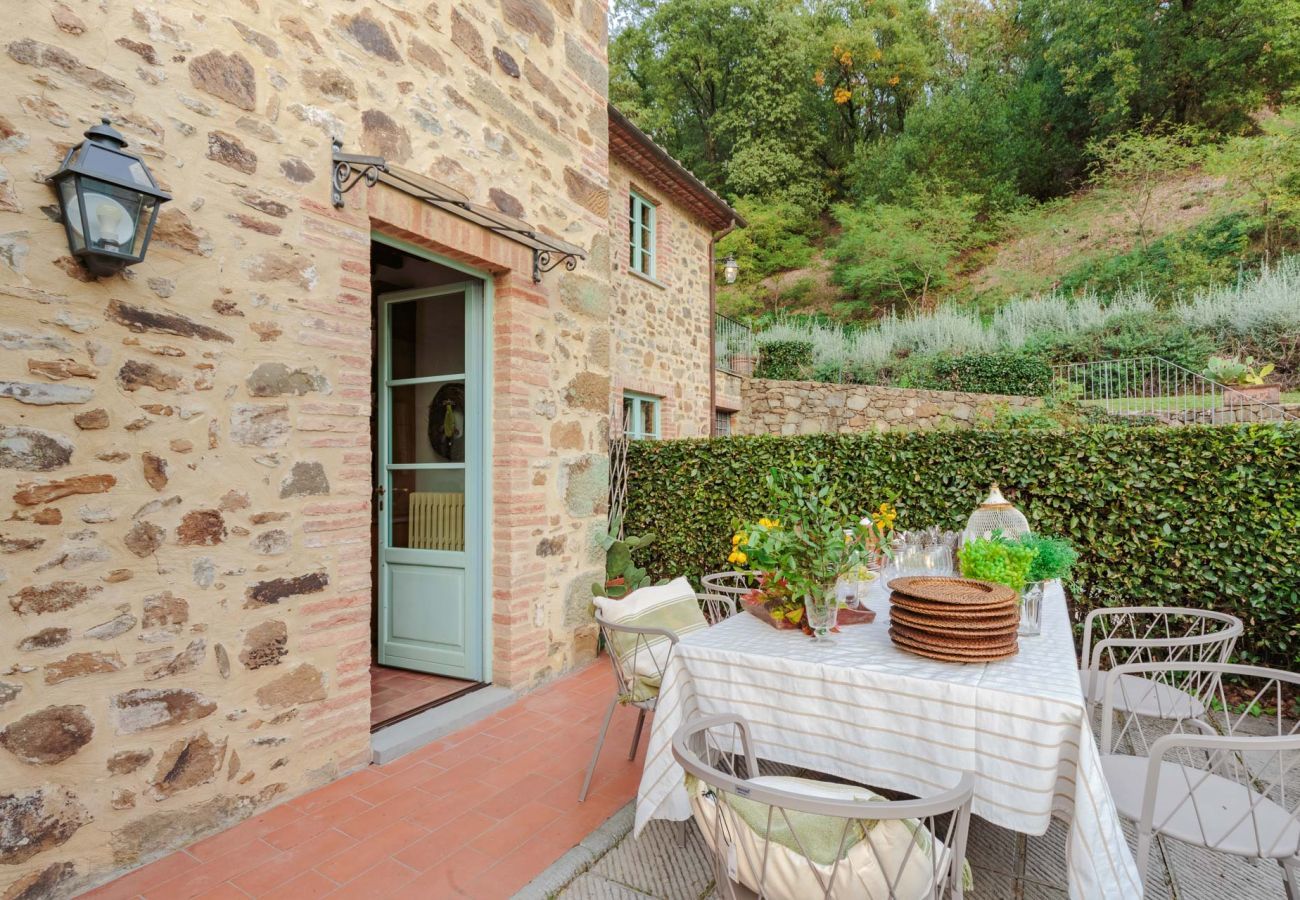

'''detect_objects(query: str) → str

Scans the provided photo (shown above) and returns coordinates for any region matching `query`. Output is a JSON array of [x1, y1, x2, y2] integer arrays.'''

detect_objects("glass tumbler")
[[1019, 581, 1044, 636]]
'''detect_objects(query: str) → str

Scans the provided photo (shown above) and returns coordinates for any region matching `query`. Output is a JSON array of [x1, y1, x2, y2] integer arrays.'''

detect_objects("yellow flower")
[[839, 50, 853, 67], [887, 74, 900, 86], [734, 552, 748, 566], [834, 87, 853, 105], [727, 550, 741, 564], [732, 533, 743, 545], [813, 70, 826, 87]]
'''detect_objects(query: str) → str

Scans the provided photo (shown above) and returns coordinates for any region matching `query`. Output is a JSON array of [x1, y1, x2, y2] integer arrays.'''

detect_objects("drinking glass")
[[804, 592, 838, 641], [1019, 581, 1044, 636], [921, 545, 953, 576]]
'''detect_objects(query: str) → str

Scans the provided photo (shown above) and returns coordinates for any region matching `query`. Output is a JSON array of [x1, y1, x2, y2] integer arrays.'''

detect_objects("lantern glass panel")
[[56, 178, 86, 253], [72, 176, 145, 258], [80, 143, 156, 189]]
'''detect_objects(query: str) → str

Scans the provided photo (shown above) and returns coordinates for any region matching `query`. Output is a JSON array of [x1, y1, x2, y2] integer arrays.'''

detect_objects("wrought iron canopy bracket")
[[331, 141, 387, 209], [331, 142, 586, 283], [532, 249, 580, 283]]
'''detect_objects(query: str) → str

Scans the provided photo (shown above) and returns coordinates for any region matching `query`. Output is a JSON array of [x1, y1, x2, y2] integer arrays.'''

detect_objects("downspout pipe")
[[708, 219, 739, 435]]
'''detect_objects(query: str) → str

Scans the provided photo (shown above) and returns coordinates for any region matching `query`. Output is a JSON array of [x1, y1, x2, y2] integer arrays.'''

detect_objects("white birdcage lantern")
[[963, 484, 1030, 543]]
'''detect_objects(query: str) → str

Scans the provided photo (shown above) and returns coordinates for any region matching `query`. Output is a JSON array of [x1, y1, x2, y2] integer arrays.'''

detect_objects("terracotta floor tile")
[[230, 829, 356, 895], [393, 811, 497, 871], [475, 772, 559, 820], [389, 847, 498, 900], [335, 788, 432, 839], [93, 660, 637, 900], [465, 801, 562, 857], [315, 820, 428, 884], [257, 869, 337, 900], [81, 851, 201, 899], [324, 857, 418, 899], [191, 884, 252, 900], [143, 839, 280, 899], [264, 796, 372, 850]]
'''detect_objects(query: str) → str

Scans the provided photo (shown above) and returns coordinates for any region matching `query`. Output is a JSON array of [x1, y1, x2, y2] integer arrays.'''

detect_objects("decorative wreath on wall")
[[427, 383, 465, 462]]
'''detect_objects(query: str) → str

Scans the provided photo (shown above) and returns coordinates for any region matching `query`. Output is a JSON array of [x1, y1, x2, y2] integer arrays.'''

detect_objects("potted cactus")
[[1204, 356, 1281, 407], [592, 517, 663, 599]]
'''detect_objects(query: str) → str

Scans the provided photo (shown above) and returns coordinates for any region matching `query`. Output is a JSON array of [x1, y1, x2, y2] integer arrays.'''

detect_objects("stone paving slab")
[[540, 808, 1291, 900]]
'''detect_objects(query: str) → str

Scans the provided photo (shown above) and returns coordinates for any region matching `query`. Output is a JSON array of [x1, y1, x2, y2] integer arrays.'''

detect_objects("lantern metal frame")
[[47, 118, 171, 277], [715, 252, 739, 284]]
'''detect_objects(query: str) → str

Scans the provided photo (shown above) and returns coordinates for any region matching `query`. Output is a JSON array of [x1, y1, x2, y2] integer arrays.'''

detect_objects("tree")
[[830, 194, 988, 313], [610, 0, 822, 208], [1214, 107, 1300, 258], [1086, 127, 1205, 248]]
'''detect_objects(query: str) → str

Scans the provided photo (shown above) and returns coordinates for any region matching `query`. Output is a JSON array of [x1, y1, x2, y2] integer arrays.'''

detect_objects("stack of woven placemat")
[[887, 576, 1019, 662]]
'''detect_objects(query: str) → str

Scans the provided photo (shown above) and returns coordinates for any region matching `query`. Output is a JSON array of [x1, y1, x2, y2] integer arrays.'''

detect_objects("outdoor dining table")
[[633, 577, 1145, 899]]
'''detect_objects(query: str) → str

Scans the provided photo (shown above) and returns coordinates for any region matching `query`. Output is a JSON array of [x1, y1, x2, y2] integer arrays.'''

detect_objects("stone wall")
[[736, 379, 1040, 435], [0, 0, 609, 896], [608, 156, 713, 438]]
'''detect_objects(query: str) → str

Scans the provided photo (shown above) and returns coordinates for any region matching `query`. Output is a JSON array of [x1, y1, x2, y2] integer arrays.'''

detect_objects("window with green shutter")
[[628, 191, 656, 278]]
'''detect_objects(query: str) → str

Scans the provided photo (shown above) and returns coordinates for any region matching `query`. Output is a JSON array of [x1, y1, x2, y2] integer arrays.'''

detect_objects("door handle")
[[375, 484, 385, 512]]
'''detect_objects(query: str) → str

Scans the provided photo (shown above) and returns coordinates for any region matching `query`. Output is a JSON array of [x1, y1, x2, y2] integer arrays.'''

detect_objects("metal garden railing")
[[1052, 356, 1297, 425], [714, 313, 752, 375]]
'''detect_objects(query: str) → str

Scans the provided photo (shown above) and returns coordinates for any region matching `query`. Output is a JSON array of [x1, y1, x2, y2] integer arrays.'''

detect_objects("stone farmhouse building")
[[0, 1, 743, 895]]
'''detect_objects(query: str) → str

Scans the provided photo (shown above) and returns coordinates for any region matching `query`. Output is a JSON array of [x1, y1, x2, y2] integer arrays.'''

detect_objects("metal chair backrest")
[[673, 713, 975, 900], [1099, 661, 1300, 861], [1080, 606, 1241, 699], [699, 591, 739, 625], [701, 570, 764, 602], [594, 609, 677, 705]]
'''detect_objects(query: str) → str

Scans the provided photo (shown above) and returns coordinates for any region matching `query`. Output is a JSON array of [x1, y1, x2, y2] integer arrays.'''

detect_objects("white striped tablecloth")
[[633, 579, 1143, 899]]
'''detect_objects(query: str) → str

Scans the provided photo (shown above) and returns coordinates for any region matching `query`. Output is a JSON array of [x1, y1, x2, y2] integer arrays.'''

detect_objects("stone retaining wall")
[[736, 379, 1039, 435]]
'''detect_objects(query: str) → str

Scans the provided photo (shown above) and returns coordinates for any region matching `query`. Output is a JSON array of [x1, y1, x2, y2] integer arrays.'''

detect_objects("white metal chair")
[[702, 570, 764, 604], [579, 592, 737, 802], [1078, 606, 1242, 717], [1097, 661, 1300, 896], [673, 713, 975, 900]]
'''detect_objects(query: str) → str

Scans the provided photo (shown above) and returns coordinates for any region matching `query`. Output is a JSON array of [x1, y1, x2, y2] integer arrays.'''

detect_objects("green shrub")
[[918, 352, 1053, 396], [1058, 213, 1258, 299], [623, 425, 1300, 669], [755, 340, 814, 380]]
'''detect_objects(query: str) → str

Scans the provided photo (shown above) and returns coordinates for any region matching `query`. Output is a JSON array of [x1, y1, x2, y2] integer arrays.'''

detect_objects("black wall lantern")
[[48, 118, 170, 277]]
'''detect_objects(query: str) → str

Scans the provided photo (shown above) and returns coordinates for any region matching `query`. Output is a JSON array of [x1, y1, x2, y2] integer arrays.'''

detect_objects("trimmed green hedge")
[[918, 351, 1054, 396], [624, 425, 1300, 668], [755, 340, 814, 380]]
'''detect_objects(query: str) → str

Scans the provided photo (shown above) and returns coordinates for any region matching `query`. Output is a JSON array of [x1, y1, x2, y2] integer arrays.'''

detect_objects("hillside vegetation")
[[614, 0, 1300, 349]]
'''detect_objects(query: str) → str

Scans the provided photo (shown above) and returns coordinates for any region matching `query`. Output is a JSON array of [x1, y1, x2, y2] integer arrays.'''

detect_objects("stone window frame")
[[622, 390, 662, 440], [628, 188, 657, 280]]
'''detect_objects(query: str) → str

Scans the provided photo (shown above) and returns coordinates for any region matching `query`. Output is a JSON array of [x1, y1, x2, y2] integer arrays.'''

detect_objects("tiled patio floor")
[[368, 664, 478, 729], [83, 660, 639, 900]]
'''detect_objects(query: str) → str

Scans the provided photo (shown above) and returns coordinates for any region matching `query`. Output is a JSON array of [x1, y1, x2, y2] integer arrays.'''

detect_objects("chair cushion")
[[1078, 670, 1207, 719], [689, 774, 952, 899], [594, 577, 705, 697], [1102, 753, 1300, 858]]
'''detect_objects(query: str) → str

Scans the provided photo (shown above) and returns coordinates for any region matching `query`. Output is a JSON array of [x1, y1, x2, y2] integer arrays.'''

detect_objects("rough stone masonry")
[[0, 0, 612, 896]]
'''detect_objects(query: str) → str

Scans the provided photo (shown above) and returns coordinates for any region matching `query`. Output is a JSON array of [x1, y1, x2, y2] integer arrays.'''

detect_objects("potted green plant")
[[1203, 355, 1281, 407], [732, 460, 890, 640], [958, 533, 1040, 634], [1014, 534, 1078, 635]]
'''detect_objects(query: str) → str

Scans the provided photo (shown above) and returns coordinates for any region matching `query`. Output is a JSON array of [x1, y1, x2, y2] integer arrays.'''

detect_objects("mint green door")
[[377, 282, 484, 680]]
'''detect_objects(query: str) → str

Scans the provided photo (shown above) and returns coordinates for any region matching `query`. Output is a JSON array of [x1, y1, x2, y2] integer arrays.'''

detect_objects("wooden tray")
[[743, 601, 876, 630], [889, 576, 1017, 606], [889, 606, 1020, 634], [890, 621, 1019, 649], [889, 629, 1018, 662], [890, 597, 1018, 620]]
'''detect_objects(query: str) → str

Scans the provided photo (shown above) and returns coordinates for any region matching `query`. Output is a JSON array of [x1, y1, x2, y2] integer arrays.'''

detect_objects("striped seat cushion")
[[595, 577, 706, 698]]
